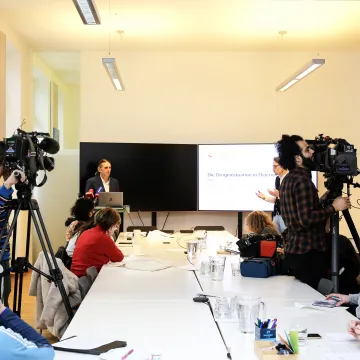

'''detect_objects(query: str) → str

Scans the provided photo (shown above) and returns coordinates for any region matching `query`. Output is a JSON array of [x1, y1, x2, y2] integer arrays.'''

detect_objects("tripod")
[[0, 184, 73, 322], [326, 176, 360, 293]]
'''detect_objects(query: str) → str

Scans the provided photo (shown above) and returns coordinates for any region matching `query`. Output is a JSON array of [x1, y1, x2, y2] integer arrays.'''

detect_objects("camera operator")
[[0, 143, 26, 306], [275, 135, 350, 289]]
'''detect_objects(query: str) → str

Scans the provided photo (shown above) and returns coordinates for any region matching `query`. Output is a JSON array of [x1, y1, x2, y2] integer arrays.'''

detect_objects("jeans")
[[273, 214, 287, 234]]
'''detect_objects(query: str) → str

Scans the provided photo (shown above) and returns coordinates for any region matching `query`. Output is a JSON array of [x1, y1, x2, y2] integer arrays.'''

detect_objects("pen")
[[121, 349, 134, 360], [59, 335, 78, 342]]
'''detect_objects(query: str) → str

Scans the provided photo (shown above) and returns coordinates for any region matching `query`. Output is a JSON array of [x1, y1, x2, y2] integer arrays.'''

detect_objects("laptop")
[[98, 192, 124, 207]]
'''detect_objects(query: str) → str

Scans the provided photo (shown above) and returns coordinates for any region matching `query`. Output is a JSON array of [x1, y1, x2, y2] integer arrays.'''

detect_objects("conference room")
[[1, 1, 360, 359]]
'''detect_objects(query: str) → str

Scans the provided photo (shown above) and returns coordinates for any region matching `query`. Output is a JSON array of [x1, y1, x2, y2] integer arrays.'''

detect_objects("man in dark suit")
[[85, 159, 120, 193]]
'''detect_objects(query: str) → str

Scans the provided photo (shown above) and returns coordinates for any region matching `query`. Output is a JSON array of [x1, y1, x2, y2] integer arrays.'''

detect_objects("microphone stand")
[[192, 271, 232, 360]]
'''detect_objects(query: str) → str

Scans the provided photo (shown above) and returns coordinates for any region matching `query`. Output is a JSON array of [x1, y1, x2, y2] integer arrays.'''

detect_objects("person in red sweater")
[[71, 207, 124, 277]]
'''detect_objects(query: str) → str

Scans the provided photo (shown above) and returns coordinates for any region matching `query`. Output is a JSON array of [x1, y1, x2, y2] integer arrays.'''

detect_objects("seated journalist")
[[0, 300, 55, 360]]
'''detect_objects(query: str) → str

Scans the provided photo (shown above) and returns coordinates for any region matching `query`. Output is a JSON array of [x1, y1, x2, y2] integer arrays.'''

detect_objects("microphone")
[[38, 136, 60, 155], [95, 186, 104, 195], [85, 189, 94, 199], [94, 187, 104, 206]]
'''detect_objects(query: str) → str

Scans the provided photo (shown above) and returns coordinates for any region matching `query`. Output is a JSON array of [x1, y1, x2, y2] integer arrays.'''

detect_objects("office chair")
[[86, 266, 98, 285], [78, 276, 92, 300], [194, 226, 225, 231]]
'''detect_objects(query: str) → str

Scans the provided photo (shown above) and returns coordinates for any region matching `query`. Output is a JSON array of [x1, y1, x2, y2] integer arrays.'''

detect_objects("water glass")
[[186, 240, 198, 257], [290, 324, 308, 346], [236, 295, 265, 333], [231, 262, 241, 276], [214, 297, 231, 320], [200, 260, 211, 276], [210, 256, 226, 281]]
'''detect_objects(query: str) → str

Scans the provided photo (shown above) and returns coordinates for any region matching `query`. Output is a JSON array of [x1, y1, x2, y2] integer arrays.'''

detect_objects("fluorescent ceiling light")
[[102, 58, 124, 91], [72, 0, 101, 25], [276, 59, 325, 92]]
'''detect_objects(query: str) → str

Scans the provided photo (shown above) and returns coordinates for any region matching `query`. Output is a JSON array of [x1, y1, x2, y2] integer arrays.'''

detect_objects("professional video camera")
[[308, 134, 360, 293], [309, 134, 358, 177], [3, 129, 59, 188]]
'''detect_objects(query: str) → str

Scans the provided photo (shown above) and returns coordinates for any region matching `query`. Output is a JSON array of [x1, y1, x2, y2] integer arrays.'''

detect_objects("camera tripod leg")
[[0, 205, 21, 262], [342, 209, 360, 253], [29, 200, 74, 322], [13, 212, 33, 315], [330, 212, 340, 293]]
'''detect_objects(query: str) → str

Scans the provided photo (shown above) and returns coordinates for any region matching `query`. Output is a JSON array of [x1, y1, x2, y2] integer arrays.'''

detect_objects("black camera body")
[[3, 129, 59, 188], [309, 134, 358, 177]]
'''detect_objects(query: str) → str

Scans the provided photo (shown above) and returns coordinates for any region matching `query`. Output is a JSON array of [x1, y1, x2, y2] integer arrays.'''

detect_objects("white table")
[[55, 299, 227, 360], [215, 298, 358, 360], [86, 265, 202, 301], [54, 230, 359, 360], [198, 265, 324, 301]]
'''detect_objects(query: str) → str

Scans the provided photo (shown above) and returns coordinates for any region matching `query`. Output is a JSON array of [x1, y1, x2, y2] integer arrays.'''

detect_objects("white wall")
[[6, 41, 21, 137], [32, 150, 79, 256], [76, 50, 359, 238], [0, 22, 34, 260], [33, 68, 50, 133]]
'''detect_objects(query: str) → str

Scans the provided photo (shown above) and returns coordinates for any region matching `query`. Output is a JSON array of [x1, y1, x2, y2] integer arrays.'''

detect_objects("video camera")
[[3, 129, 59, 188], [308, 134, 358, 177]]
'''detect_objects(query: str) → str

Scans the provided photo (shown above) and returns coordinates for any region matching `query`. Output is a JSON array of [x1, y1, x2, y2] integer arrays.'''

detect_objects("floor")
[[8, 270, 59, 343]]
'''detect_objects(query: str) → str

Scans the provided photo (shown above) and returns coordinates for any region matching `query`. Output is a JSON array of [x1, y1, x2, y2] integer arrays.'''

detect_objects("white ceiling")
[[1, 0, 360, 83], [1, 0, 360, 51]]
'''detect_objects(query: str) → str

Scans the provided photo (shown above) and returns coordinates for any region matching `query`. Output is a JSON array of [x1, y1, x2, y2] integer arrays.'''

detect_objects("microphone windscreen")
[[85, 189, 95, 199], [38, 137, 60, 155]]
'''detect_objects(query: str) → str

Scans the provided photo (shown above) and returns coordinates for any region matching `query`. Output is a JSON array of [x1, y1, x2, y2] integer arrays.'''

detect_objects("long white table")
[[55, 298, 227, 360], [54, 230, 360, 360]]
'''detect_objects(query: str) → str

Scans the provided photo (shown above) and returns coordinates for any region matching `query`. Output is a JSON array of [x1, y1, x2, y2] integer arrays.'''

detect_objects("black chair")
[[78, 276, 92, 300], [127, 226, 158, 233], [194, 226, 225, 231], [86, 266, 98, 285]]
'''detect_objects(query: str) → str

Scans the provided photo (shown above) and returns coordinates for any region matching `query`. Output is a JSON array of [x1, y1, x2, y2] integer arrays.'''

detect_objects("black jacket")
[[85, 174, 120, 193]]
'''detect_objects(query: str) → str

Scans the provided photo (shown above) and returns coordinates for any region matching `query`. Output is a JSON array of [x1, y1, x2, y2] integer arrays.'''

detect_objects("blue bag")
[[240, 258, 277, 278]]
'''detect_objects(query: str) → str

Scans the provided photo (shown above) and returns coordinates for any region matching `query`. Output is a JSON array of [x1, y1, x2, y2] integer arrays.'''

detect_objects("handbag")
[[240, 258, 277, 278], [236, 233, 282, 258]]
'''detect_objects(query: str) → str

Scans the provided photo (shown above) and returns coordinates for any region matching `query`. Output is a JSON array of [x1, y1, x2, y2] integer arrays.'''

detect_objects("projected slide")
[[198, 144, 317, 211]]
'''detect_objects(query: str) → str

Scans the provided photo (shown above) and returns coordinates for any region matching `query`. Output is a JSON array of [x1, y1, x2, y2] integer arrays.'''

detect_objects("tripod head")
[[323, 174, 360, 203]]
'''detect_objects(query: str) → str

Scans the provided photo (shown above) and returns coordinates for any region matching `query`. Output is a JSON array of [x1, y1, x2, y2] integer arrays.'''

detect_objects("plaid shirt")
[[280, 167, 335, 254]]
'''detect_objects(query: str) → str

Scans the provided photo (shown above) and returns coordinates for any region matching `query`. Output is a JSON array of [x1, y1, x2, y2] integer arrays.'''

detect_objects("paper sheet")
[[325, 354, 360, 360], [124, 257, 172, 271], [294, 302, 348, 313], [177, 264, 200, 271], [324, 333, 356, 342], [165, 248, 186, 253]]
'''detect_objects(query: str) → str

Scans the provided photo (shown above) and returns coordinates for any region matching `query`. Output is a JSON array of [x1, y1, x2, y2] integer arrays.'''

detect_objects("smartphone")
[[307, 333, 322, 339]]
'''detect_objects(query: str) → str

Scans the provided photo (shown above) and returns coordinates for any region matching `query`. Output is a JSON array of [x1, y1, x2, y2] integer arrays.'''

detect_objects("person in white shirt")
[[85, 159, 120, 194], [255, 157, 288, 234]]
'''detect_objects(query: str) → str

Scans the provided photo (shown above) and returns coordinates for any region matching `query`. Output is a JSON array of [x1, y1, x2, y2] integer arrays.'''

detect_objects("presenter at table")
[[85, 159, 120, 193]]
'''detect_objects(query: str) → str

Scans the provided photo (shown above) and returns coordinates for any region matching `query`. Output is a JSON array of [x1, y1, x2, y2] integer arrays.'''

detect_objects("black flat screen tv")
[[80, 142, 198, 212]]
